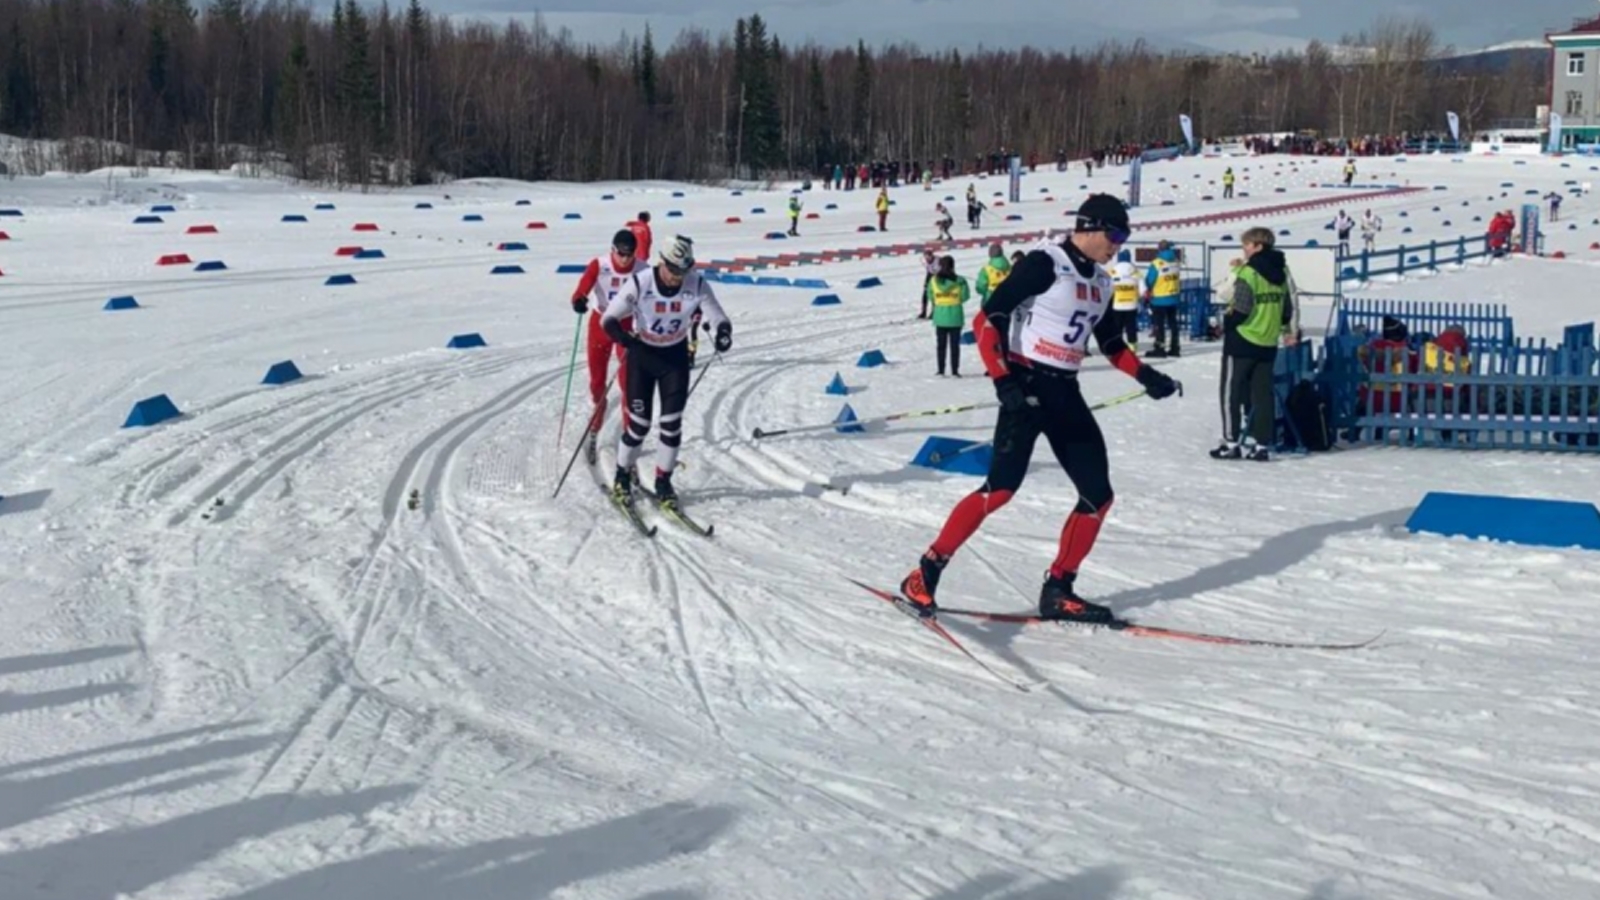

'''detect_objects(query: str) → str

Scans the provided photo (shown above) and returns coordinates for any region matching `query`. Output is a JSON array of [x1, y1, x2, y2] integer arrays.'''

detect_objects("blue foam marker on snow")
[[498, 242, 528, 251], [722, 274, 755, 285], [765, 232, 787, 240], [756, 276, 790, 286], [491, 264, 525, 274], [667, 210, 684, 218], [826, 203, 838, 210], [325, 274, 356, 285], [601, 194, 616, 200], [911, 436, 992, 476], [1341, 266, 1359, 277], [673, 191, 686, 198], [515, 199, 531, 206], [194, 260, 227, 271], [150, 204, 176, 213], [415, 202, 434, 209], [262, 361, 303, 385], [834, 404, 865, 433], [315, 203, 336, 210], [123, 394, 181, 428], [556, 263, 586, 274], [133, 215, 163, 224], [447, 333, 487, 349], [857, 349, 887, 368], [104, 296, 140, 311], [812, 293, 841, 306], [794, 278, 829, 289], [960, 330, 976, 345], [856, 276, 883, 288], [463, 213, 484, 222], [1407, 492, 1600, 551], [354, 249, 386, 259], [826, 372, 850, 395], [563, 212, 582, 220], [281, 214, 308, 222]]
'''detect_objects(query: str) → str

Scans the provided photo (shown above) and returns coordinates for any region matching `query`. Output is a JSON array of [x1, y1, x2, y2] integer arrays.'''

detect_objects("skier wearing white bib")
[[899, 195, 1182, 623], [601, 235, 731, 509]]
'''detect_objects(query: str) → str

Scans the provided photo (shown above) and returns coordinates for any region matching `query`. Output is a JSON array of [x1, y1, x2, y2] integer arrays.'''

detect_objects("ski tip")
[[751, 428, 767, 439]]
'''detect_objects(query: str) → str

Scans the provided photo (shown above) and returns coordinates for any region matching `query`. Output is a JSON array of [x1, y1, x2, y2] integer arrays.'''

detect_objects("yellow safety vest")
[[1112, 279, 1140, 310], [1151, 260, 1181, 298], [931, 279, 964, 308], [982, 262, 1010, 292]]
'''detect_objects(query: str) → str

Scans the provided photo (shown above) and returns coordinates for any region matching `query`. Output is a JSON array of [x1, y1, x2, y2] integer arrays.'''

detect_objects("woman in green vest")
[[927, 255, 971, 376], [1211, 226, 1300, 461]]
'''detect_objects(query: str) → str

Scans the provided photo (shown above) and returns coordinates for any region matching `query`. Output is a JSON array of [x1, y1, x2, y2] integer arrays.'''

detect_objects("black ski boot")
[[899, 550, 949, 618], [1209, 440, 1242, 460], [610, 465, 635, 505], [1038, 572, 1116, 624], [654, 468, 680, 511]]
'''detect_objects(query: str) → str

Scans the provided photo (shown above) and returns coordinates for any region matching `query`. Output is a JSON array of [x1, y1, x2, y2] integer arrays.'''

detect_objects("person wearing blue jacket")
[[1142, 240, 1183, 357]]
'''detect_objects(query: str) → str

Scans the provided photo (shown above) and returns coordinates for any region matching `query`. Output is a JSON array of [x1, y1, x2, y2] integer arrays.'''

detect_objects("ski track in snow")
[[2, 156, 1600, 898]]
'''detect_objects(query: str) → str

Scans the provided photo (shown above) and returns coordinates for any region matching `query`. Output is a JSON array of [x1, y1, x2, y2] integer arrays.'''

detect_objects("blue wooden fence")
[[1335, 298, 1515, 351], [1335, 234, 1515, 282], [1304, 336, 1600, 452]]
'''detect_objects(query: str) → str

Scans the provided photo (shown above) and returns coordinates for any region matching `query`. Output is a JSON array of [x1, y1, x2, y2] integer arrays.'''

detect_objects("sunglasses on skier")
[[1076, 218, 1130, 244]]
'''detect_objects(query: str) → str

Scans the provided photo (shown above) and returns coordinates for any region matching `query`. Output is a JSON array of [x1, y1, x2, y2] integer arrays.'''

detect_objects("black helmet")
[[1074, 193, 1130, 236], [612, 229, 638, 255]]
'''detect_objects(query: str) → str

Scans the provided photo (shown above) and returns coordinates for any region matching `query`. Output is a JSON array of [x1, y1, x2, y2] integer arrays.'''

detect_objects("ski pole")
[[555, 312, 585, 454], [926, 388, 1151, 464], [552, 369, 618, 500], [686, 348, 723, 402], [752, 400, 999, 440]]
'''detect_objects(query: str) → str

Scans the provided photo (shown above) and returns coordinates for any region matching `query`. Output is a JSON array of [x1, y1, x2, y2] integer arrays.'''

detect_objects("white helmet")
[[661, 235, 695, 272]]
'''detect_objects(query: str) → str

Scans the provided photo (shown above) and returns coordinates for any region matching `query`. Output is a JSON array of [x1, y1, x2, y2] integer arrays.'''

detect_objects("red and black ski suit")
[[926, 240, 1173, 581], [570, 252, 641, 433]]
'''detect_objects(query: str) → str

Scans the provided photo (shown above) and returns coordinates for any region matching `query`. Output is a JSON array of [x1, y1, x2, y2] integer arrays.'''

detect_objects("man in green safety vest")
[[1210, 226, 1301, 462], [1222, 167, 1235, 199]]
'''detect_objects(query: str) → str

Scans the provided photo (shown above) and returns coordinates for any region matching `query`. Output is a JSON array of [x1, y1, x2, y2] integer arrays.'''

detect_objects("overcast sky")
[[433, 0, 1600, 55]]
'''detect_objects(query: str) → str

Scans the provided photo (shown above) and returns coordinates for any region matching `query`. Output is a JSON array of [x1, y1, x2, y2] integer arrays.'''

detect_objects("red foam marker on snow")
[[353, 223, 380, 232], [156, 253, 193, 266], [336, 246, 363, 256], [526, 221, 548, 229], [186, 224, 219, 234]]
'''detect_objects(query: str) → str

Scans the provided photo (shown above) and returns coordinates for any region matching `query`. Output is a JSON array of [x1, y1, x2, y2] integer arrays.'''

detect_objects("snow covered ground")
[[2, 151, 1599, 900]]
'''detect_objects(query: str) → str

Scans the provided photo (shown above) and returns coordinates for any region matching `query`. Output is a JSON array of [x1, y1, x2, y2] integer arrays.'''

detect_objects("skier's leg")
[[653, 345, 691, 478], [927, 389, 1044, 559], [1041, 385, 1113, 581], [585, 312, 611, 431], [617, 349, 659, 473]]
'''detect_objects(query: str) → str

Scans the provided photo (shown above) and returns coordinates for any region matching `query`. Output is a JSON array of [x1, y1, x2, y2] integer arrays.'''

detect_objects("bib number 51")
[[1063, 309, 1098, 344]]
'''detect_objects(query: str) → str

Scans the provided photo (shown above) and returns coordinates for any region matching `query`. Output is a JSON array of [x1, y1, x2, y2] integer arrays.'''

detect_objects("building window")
[[1569, 53, 1585, 76], [1567, 91, 1585, 117]]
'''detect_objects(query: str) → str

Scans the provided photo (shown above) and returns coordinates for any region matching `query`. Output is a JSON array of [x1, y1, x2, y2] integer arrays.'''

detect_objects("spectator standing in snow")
[[927, 255, 971, 376]]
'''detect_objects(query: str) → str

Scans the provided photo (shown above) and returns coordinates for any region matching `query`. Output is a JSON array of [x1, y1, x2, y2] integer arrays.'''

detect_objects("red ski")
[[936, 607, 1382, 651], [847, 580, 1040, 692]]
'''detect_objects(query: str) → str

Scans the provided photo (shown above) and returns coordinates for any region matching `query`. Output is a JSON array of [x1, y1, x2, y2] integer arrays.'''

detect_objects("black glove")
[[713, 322, 733, 353], [993, 374, 1038, 415], [571, 296, 588, 315], [1136, 364, 1181, 400]]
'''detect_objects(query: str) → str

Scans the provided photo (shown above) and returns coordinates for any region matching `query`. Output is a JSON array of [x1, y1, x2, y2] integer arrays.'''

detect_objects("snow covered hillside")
[[2, 152, 1598, 899]]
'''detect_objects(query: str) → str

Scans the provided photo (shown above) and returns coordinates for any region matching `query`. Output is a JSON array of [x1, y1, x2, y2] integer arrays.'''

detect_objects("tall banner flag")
[[1128, 157, 1143, 207], [1548, 112, 1565, 154], [1519, 204, 1541, 255], [1447, 111, 1460, 144], [1008, 155, 1022, 203], [1179, 114, 1195, 152]]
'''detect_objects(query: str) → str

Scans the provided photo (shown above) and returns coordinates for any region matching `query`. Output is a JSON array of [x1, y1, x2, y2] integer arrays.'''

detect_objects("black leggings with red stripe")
[[930, 368, 1114, 578]]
